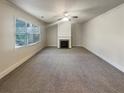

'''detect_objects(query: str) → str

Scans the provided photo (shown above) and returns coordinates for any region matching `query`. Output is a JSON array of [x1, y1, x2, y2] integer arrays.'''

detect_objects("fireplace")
[[57, 22, 72, 48], [58, 37, 71, 48], [60, 40, 69, 48]]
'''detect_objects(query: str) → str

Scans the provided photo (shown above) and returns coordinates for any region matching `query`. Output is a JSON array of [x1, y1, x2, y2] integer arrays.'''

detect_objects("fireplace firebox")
[[60, 40, 69, 48]]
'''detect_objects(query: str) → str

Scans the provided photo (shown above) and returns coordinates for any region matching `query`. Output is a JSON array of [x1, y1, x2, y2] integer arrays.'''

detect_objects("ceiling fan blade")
[[57, 17, 64, 21], [46, 19, 64, 28], [72, 16, 78, 18]]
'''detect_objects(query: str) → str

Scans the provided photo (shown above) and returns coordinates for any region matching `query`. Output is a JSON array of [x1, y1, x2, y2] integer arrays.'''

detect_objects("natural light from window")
[[16, 18, 40, 48]]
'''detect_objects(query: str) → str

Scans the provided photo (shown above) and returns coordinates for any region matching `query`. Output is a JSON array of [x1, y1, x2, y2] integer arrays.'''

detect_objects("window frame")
[[15, 17, 41, 48]]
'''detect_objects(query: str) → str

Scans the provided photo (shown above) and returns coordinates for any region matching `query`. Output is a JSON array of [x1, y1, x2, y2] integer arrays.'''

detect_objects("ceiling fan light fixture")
[[64, 11, 69, 16], [64, 13, 69, 17], [62, 17, 69, 21]]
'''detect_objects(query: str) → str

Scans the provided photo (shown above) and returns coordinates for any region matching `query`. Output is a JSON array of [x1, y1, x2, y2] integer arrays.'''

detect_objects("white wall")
[[46, 23, 82, 47], [72, 23, 82, 46], [80, 3, 124, 72], [46, 25, 57, 47], [0, 0, 46, 79]]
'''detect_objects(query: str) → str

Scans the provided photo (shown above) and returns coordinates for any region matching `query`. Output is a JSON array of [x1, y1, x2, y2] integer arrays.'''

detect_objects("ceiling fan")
[[47, 12, 78, 27], [57, 11, 78, 21]]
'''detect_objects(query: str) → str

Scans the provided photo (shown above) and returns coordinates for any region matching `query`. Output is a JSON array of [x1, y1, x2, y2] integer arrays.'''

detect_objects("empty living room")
[[0, 0, 124, 93]]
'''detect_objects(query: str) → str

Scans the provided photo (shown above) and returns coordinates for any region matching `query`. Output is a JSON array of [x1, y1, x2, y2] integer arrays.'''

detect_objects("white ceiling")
[[8, 0, 124, 23]]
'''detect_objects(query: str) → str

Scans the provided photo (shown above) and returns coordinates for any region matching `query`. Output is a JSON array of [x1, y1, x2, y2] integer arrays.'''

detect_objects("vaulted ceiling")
[[8, 0, 124, 23]]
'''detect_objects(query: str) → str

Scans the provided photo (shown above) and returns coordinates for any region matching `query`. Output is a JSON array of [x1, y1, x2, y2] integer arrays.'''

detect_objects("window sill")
[[15, 41, 41, 49]]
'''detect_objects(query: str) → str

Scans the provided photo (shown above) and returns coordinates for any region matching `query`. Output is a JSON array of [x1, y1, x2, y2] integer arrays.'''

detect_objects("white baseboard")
[[0, 48, 43, 79], [82, 46, 124, 73]]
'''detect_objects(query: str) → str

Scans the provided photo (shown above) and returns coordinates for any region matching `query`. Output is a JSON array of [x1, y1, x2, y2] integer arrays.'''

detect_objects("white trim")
[[82, 46, 124, 73], [15, 41, 41, 49], [0, 48, 42, 79]]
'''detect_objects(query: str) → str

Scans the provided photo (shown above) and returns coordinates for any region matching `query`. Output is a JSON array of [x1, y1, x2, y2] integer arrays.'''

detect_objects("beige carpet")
[[0, 47, 124, 93]]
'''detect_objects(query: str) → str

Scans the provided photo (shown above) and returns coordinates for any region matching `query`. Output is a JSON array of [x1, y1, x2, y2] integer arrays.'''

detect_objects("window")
[[16, 19, 27, 46], [27, 24, 40, 44], [16, 18, 40, 48]]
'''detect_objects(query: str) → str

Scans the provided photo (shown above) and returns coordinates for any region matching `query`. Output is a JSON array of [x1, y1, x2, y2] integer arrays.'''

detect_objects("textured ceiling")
[[8, 0, 124, 23]]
